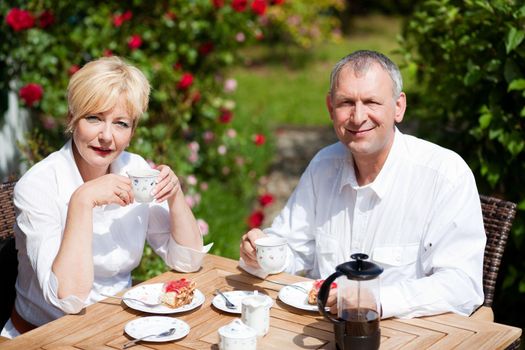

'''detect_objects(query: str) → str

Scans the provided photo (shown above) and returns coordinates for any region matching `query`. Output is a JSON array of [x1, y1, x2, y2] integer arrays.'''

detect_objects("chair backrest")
[[0, 181, 17, 329], [479, 194, 517, 307]]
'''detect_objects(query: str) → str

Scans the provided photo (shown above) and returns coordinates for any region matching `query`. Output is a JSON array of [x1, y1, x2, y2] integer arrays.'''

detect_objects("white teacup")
[[127, 168, 160, 203], [255, 236, 287, 274], [218, 319, 257, 350]]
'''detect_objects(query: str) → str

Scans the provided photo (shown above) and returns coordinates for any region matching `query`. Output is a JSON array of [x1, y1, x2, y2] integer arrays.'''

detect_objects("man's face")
[[327, 63, 406, 163]]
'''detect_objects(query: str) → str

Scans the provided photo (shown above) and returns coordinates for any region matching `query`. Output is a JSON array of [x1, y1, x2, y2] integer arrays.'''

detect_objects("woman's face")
[[72, 94, 134, 180]]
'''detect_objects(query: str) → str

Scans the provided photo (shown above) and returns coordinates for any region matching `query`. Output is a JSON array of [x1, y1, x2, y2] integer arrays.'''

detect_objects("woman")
[[1, 56, 211, 338]]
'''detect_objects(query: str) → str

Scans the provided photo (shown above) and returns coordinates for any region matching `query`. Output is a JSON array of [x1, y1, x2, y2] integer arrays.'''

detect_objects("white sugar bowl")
[[218, 319, 257, 350]]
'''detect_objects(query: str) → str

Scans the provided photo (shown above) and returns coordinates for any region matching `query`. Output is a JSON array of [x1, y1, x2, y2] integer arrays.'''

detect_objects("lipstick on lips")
[[90, 146, 113, 156]]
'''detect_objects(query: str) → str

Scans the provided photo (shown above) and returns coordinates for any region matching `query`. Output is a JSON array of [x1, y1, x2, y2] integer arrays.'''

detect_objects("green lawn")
[[230, 15, 409, 128]]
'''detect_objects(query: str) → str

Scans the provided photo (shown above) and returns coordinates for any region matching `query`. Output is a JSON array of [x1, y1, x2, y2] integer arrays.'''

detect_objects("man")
[[240, 50, 485, 319]]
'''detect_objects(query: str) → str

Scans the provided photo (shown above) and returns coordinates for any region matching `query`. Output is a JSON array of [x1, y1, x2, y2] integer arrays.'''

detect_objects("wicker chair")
[[478, 195, 520, 350], [0, 181, 17, 329], [479, 195, 517, 308]]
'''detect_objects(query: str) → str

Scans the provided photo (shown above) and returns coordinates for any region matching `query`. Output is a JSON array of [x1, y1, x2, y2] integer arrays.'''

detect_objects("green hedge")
[[399, 0, 525, 329]]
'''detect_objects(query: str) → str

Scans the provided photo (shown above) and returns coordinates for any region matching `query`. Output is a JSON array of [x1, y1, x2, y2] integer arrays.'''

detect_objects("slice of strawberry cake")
[[159, 278, 196, 308]]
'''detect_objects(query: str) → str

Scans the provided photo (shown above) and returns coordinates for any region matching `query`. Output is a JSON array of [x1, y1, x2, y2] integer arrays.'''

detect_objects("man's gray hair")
[[329, 50, 403, 99]]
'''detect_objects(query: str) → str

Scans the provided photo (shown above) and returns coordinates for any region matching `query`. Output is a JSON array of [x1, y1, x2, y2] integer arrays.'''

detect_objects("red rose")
[[251, 0, 267, 16], [178, 73, 194, 90], [113, 14, 124, 27], [212, 0, 225, 8], [259, 194, 274, 207], [231, 0, 247, 12], [253, 133, 266, 146], [247, 210, 264, 228], [198, 42, 214, 56], [165, 10, 176, 20], [128, 34, 142, 50], [19, 83, 44, 107], [68, 64, 80, 76], [6, 8, 35, 31], [103, 49, 113, 57], [122, 10, 133, 21], [219, 109, 233, 123], [173, 62, 183, 71], [113, 10, 132, 27], [38, 10, 54, 28]]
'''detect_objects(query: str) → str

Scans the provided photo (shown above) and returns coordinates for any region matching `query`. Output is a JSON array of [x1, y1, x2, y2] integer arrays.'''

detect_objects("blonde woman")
[[1, 56, 211, 338]]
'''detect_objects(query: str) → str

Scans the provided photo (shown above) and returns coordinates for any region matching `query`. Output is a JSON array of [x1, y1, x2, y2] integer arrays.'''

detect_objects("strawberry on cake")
[[159, 278, 196, 308], [308, 279, 337, 305]]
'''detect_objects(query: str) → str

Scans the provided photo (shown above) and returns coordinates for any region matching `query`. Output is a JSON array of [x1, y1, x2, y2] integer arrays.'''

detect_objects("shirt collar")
[[339, 127, 403, 199]]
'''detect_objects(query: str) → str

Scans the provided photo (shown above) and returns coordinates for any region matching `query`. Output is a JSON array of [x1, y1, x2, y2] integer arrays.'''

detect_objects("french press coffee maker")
[[317, 253, 383, 350]]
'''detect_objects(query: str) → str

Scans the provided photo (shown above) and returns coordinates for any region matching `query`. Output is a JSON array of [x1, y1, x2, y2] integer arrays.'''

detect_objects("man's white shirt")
[[262, 128, 485, 318]]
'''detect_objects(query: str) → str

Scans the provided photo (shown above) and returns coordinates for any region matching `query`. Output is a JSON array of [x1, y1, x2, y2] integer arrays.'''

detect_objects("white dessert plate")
[[278, 281, 319, 312], [124, 316, 189, 342], [123, 283, 205, 314], [212, 290, 256, 314]]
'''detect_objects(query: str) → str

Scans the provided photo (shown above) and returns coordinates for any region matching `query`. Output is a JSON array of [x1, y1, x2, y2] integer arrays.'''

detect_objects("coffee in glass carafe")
[[317, 253, 383, 350]]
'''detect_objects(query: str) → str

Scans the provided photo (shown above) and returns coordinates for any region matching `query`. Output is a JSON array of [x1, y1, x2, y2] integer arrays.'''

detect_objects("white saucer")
[[123, 283, 205, 314], [124, 316, 189, 342], [278, 281, 319, 311], [212, 290, 255, 314]]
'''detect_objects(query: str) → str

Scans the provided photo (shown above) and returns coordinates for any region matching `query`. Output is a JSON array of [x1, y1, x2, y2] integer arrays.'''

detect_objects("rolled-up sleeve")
[[264, 163, 317, 276], [14, 178, 88, 314], [146, 203, 211, 272]]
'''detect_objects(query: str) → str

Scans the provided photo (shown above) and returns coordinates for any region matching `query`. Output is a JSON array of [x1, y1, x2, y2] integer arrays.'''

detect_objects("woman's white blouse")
[[12, 140, 211, 326]]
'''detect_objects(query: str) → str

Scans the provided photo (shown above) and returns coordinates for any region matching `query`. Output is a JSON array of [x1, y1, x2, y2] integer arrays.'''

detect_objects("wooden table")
[[0, 254, 521, 349]]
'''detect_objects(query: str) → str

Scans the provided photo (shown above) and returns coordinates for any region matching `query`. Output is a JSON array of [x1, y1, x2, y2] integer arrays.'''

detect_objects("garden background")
[[1, 0, 524, 337]]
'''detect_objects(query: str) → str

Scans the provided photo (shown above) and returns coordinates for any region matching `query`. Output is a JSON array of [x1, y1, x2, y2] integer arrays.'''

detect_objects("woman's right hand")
[[240, 228, 267, 268], [73, 174, 134, 208]]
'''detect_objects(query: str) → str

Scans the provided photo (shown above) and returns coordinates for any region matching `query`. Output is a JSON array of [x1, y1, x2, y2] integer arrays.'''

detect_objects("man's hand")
[[240, 228, 267, 268]]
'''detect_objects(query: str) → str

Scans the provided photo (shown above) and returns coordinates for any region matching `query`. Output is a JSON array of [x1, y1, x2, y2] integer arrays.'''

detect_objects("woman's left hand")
[[152, 165, 181, 203]]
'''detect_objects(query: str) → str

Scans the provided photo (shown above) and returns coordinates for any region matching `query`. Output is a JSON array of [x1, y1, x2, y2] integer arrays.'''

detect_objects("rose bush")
[[0, 0, 342, 278]]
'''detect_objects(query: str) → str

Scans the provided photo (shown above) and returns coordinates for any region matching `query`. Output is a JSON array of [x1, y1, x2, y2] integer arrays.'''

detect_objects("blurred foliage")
[[264, 0, 345, 48], [399, 0, 525, 330], [0, 0, 342, 281]]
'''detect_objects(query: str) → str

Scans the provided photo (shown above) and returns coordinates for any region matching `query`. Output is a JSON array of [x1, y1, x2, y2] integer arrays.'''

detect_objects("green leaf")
[[518, 198, 525, 211], [521, 106, 525, 117], [489, 129, 502, 140], [505, 27, 525, 53], [507, 140, 525, 156], [478, 111, 492, 129], [519, 280, 525, 294], [508, 79, 525, 91]]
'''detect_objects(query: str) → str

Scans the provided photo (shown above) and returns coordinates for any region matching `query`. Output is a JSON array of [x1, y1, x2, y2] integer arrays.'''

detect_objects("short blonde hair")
[[65, 56, 150, 133]]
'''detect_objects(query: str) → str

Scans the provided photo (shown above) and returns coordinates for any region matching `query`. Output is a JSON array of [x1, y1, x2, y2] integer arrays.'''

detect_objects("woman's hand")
[[152, 164, 181, 203], [74, 174, 134, 208]]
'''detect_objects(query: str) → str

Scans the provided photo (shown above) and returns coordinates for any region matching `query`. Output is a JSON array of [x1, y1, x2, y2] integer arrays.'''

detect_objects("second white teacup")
[[127, 168, 160, 203], [255, 236, 287, 274]]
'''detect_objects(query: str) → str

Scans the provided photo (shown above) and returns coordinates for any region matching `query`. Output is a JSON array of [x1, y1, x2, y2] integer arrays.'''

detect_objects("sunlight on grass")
[[231, 15, 409, 127]]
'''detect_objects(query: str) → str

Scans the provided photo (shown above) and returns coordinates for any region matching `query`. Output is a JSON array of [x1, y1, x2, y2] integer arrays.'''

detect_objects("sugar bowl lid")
[[218, 319, 257, 339]]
